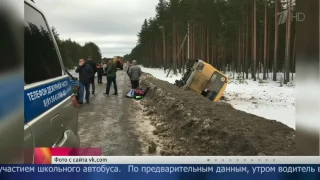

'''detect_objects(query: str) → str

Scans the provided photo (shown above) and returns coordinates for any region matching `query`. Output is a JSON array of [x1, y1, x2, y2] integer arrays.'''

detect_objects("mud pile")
[[139, 73, 295, 156]]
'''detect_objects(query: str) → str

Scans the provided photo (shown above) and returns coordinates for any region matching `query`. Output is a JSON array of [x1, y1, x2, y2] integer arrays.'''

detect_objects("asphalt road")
[[77, 71, 143, 155]]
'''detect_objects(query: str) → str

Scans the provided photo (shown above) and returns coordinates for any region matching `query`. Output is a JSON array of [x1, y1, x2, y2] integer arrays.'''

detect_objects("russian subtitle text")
[[278, 166, 316, 173], [0, 165, 320, 174], [0, 166, 35, 173], [82, 166, 120, 173], [38, 166, 120, 173], [127, 165, 320, 174], [38, 166, 81, 173], [216, 166, 250, 174], [129, 165, 215, 174], [251, 166, 276, 174]]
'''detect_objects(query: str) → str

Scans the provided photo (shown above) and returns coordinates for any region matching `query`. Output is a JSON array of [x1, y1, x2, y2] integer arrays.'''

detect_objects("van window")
[[24, 4, 62, 85]]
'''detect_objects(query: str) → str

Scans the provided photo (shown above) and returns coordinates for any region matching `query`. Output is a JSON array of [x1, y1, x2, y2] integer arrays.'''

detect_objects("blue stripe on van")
[[24, 77, 72, 123]]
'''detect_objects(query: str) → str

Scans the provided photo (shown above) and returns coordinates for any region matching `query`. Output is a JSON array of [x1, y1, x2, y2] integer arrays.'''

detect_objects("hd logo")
[[277, 10, 305, 25]]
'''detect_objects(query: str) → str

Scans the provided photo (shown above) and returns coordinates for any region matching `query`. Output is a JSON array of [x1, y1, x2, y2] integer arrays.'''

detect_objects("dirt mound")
[[139, 73, 295, 156]]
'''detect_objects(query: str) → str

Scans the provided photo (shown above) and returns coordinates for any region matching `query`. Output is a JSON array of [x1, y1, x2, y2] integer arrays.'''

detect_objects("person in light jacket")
[[103, 60, 109, 84], [123, 61, 130, 72], [126, 61, 132, 76], [128, 60, 142, 89]]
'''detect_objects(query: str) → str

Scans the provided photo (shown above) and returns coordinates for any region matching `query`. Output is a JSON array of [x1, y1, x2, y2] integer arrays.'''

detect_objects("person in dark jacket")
[[103, 60, 118, 95], [86, 56, 97, 94], [96, 63, 103, 84], [128, 60, 142, 89], [75, 59, 93, 104]]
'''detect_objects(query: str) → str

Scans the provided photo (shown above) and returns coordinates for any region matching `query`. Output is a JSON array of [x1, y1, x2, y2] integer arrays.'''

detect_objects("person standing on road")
[[96, 63, 103, 84], [103, 62, 107, 73], [103, 59, 109, 84], [128, 60, 142, 89], [123, 61, 129, 72], [103, 60, 118, 95], [75, 59, 93, 104], [125, 61, 132, 87], [126, 61, 132, 76], [86, 56, 97, 94]]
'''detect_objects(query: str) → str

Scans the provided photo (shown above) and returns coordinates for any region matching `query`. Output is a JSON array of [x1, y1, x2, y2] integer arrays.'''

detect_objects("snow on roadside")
[[224, 73, 295, 130], [141, 67, 295, 130], [141, 66, 182, 84]]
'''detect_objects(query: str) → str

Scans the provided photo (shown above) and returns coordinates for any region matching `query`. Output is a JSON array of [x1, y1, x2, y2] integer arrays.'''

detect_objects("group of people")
[[75, 56, 142, 104]]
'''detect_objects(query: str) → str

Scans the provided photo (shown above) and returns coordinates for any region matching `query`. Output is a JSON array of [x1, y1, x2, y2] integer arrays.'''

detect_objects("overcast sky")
[[35, 0, 158, 58]]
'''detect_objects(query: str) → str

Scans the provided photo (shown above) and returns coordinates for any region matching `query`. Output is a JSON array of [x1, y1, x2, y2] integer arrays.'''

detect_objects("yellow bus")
[[176, 59, 228, 102], [113, 56, 123, 70]]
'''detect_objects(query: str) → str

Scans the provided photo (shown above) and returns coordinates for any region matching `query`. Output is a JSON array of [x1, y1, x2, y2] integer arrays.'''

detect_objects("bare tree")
[[263, 0, 268, 80], [284, 0, 292, 84], [273, 0, 279, 81], [253, 0, 257, 81]]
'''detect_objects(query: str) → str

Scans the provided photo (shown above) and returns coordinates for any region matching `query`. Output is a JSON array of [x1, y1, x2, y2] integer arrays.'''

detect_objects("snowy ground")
[[140, 67, 183, 84], [141, 66, 295, 130]]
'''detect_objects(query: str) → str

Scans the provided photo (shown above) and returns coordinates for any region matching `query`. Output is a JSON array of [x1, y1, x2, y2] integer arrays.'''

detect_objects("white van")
[[24, 0, 80, 163]]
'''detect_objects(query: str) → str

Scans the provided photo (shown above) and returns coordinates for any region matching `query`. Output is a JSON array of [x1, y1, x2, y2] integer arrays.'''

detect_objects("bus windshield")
[[203, 72, 226, 101]]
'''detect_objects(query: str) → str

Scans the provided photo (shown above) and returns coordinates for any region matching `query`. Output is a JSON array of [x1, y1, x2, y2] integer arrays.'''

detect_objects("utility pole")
[[182, 23, 190, 76], [167, 24, 190, 77], [187, 23, 190, 59], [166, 34, 188, 77]]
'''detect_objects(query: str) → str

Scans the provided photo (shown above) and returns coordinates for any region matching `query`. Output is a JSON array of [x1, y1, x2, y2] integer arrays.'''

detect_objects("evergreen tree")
[[126, 0, 296, 82], [52, 27, 102, 69]]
